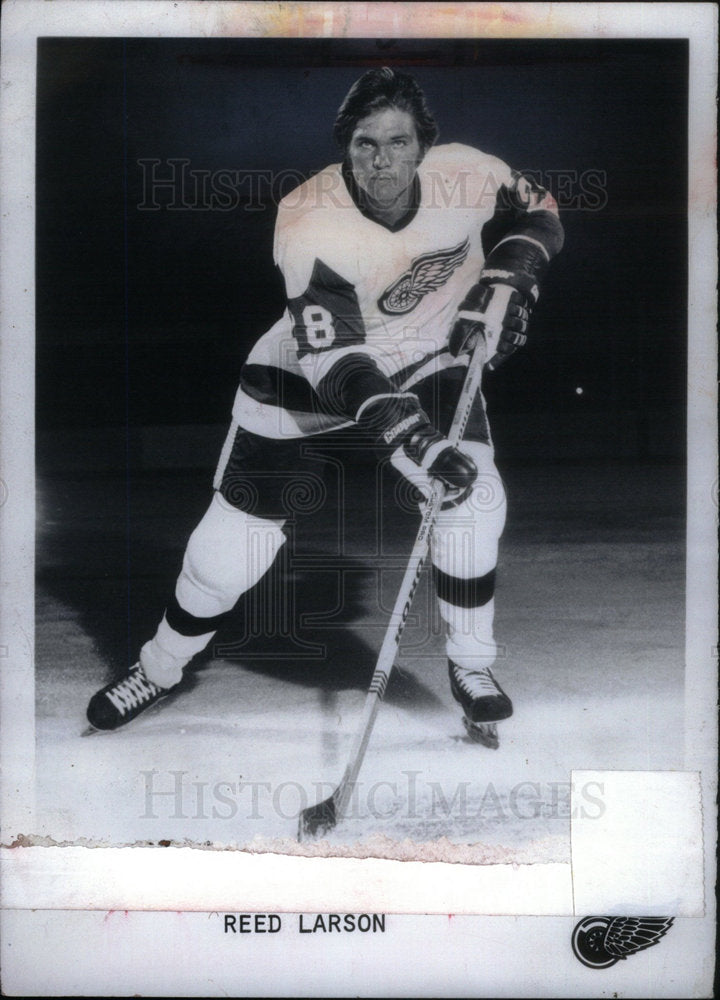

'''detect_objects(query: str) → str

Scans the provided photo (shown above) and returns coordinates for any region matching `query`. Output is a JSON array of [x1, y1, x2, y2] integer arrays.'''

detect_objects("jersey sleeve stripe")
[[240, 363, 323, 412], [232, 385, 353, 439], [355, 392, 419, 422], [490, 233, 551, 262]]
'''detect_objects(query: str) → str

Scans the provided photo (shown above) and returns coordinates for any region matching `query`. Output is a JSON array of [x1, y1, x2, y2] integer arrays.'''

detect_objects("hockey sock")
[[140, 615, 214, 689], [434, 573, 499, 668], [430, 441, 506, 668], [141, 490, 286, 688]]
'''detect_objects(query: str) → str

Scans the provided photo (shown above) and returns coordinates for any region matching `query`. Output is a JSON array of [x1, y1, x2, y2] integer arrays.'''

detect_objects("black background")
[[36, 37, 687, 457]]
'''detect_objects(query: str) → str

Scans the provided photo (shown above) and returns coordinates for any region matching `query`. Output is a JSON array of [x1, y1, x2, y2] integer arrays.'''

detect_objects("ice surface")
[[32, 462, 685, 860]]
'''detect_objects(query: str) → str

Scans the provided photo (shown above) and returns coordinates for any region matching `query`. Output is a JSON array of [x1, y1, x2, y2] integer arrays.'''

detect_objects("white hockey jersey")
[[233, 143, 550, 439]]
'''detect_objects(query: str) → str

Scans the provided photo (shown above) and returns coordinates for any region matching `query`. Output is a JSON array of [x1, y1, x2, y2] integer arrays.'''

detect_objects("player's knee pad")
[[431, 442, 506, 579], [176, 491, 286, 616]]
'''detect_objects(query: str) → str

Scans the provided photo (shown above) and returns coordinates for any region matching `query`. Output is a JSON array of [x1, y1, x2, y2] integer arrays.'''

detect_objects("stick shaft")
[[330, 286, 513, 820]]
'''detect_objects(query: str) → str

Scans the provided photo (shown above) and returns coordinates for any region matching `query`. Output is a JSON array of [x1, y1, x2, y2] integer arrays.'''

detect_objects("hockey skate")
[[448, 660, 513, 749], [84, 663, 173, 734]]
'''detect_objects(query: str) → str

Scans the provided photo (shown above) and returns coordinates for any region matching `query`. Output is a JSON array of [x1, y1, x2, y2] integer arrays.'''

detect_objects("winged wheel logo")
[[378, 238, 470, 315], [571, 916, 674, 969]]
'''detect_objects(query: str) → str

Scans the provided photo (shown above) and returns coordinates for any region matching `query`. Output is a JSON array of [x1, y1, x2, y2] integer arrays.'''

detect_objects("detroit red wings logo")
[[378, 238, 470, 315], [571, 916, 674, 969]]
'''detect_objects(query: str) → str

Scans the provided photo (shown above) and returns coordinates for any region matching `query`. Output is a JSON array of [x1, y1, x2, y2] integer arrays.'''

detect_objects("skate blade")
[[462, 717, 500, 749], [80, 724, 109, 737]]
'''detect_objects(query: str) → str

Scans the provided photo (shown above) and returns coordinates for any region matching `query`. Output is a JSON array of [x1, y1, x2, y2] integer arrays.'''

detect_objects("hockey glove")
[[450, 209, 565, 369], [357, 394, 477, 504], [449, 281, 531, 369]]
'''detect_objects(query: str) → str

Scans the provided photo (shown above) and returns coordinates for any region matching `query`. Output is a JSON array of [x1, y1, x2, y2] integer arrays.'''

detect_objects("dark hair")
[[333, 67, 439, 154]]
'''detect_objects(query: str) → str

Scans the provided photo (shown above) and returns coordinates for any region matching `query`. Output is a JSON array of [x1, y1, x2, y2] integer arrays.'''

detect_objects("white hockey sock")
[[140, 617, 207, 689], [141, 491, 286, 687], [430, 441, 506, 669], [176, 491, 286, 617], [438, 596, 499, 669]]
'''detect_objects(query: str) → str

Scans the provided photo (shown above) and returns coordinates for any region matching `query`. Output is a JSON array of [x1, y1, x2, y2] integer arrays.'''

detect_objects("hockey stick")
[[298, 286, 513, 840]]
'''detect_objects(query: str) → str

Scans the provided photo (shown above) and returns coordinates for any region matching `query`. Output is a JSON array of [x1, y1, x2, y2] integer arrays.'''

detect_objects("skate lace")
[[455, 667, 500, 699], [106, 669, 161, 716]]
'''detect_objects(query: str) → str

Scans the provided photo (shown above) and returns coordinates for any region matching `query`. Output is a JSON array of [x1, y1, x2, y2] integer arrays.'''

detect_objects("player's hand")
[[449, 281, 531, 368], [357, 395, 477, 503], [400, 419, 477, 497], [390, 432, 477, 505]]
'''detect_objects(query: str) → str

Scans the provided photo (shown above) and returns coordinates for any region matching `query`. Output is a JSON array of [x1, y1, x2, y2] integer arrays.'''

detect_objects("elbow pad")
[[316, 352, 401, 421], [482, 210, 564, 303]]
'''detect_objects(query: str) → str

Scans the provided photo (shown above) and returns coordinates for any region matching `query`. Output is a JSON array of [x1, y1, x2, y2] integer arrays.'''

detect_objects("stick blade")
[[298, 793, 337, 841]]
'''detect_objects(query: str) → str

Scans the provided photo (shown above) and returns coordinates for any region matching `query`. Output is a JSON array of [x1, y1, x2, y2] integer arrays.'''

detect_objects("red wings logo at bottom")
[[571, 916, 675, 969]]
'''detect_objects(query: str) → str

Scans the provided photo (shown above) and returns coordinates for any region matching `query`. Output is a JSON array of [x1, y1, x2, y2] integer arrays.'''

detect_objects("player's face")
[[347, 107, 422, 217]]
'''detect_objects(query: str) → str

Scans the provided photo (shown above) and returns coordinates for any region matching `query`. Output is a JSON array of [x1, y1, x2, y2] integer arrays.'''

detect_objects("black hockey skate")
[[448, 660, 513, 749], [84, 663, 170, 733]]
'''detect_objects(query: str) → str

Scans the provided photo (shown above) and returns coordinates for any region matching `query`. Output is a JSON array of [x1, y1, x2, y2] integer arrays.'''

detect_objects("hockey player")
[[87, 67, 563, 742]]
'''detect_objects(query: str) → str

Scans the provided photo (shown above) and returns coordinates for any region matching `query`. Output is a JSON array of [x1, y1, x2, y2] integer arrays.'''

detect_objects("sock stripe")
[[165, 594, 230, 637], [433, 566, 496, 609]]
